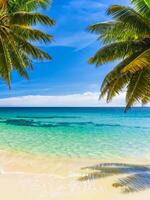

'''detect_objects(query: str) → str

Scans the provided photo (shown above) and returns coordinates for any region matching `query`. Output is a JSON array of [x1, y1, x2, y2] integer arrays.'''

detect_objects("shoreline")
[[0, 149, 150, 173], [0, 149, 150, 200]]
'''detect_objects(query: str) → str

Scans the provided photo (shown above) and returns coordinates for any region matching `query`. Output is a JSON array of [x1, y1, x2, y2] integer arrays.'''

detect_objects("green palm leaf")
[[122, 48, 150, 73], [142, 95, 150, 104], [7, 36, 29, 79], [132, 0, 150, 18], [99, 53, 143, 98], [144, 0, 150, 9], [0, 0, 54, 86], [107, 5, 150, 35], [11, 25, 53, 43], [9, 12, 55, 26], [88, 0, 150, 110], [125, 69, 150, 111], [89, 40, 147, 66], [87, 21, 117, 34], [11, 33, 52, 60], [8, 0, 51, 12], [88, 20, 141, 44], [0, 36, 12, 86]]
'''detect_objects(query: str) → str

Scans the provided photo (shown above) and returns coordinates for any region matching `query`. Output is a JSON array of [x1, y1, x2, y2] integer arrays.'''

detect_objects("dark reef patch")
[[16, 116, 79, 119], [1, 119, 149, 130]]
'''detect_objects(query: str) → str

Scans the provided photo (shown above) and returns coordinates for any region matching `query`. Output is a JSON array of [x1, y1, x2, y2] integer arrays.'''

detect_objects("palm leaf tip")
[[87, 25, 93, 32], [87, 24, 103, 33], [37, 0, 52, 9], [88, 55, 104, 66], [107, 5, 122, 15], [88, 57, 96, 64]]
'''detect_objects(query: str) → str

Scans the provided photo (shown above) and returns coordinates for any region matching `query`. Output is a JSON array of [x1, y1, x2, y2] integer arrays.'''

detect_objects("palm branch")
[[132, 0, 150, 17], [88, 0, 150, 110], [0, 0, 55, 86], [8, 0, 51, 12]]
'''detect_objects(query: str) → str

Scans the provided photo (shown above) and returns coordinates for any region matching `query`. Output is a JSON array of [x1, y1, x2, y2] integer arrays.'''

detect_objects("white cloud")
[[0, 92, 148, 107]]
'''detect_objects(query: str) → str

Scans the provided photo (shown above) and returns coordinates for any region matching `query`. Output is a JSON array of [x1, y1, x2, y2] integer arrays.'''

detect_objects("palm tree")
[[88, 0, 150, 111], [0, 0, 55, 86]]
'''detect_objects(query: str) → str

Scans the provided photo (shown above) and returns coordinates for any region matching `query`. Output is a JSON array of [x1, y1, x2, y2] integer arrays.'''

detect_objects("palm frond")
[[100, 72, 130, 102], [8, 0, 51, 12], [87, 21, 117, 34], [105, 75, 130, 103], [87, 0, 150, 109], [0, 0, 54, 85], [131, 0, 150, 18], [21, 53, 33, 68], [125, 69, 150, 111], [99, 24, 138, 44], [122, 48, 150, 73], [99, 52, 145, 100], [141, 94, 150, 105], [88, 20, 140, 44], [7, 36, 29, 79], [144, 0, 150, 9], [0, 36, 11, 86], [9, 12, 55, 26], [88, 40, 146, 66], [12, 33, 51, 60], [11, 25, 53, 43], [107, 5, 150, 35]]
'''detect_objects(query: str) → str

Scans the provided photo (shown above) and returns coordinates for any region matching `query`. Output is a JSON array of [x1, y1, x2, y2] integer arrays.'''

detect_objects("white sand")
[[0, 150, 149, 200]]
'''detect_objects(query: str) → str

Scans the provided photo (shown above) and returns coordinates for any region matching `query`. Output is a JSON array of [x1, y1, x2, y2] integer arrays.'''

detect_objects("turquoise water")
[[0, 107, 150, 160]]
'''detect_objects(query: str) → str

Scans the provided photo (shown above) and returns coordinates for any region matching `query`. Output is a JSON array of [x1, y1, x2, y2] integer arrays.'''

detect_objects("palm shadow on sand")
[[78, 163, 150, 193]]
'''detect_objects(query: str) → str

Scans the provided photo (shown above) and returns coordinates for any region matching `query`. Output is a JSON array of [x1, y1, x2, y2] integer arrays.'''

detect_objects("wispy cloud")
[[52, 31, 96, 50], [50, 0, 106, 50], [63, 0, 106, 11], [0, 92, 148, 107], [52, 0, 130, 50]]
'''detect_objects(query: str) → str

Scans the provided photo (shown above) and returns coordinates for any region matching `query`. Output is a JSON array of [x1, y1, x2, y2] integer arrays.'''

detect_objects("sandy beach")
[[0, 150, 149, 200], [0, 0, 149, 197]]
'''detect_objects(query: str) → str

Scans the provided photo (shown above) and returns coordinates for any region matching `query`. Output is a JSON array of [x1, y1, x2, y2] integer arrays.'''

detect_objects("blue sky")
[[0, 0, 133, 106]]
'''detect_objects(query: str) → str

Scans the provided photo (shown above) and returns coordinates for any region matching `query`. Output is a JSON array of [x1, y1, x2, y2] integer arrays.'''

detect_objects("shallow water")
[[0, 107, 149, 160]]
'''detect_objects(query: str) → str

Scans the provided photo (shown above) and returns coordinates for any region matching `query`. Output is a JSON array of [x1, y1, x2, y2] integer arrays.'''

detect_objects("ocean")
[[0, 107, 149, 160]]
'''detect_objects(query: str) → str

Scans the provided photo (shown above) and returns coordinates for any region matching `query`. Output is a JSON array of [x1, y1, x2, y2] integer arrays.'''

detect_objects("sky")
[[0, 0, 139, 107]]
